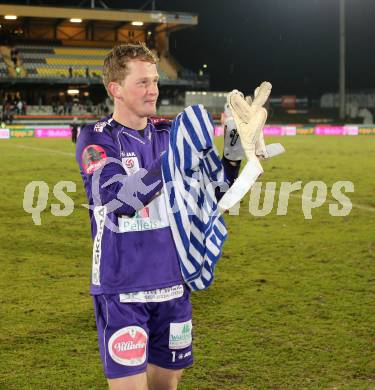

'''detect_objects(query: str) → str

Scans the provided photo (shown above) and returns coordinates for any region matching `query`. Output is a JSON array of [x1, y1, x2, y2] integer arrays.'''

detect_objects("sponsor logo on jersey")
[[122, 155, 140, 175], [118, 194, 170, 233], [119, 285, 184, 303], [118, 213, 168, 232], [81, 144, 107, 174], [137, 207, 150, 218], [94, 121, 107, 132], [120, 151, 136, 158], [92, 206, 106, 286], [108, 326, 147, 366], [169, 320, 192, 350]]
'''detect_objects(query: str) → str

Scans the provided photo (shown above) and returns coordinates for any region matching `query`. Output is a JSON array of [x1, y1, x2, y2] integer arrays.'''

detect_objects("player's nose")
[[149, 83, 158, 96]]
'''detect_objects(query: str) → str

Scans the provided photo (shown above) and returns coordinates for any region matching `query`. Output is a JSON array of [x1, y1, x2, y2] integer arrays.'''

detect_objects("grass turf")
[[0, 136, 374, 389]]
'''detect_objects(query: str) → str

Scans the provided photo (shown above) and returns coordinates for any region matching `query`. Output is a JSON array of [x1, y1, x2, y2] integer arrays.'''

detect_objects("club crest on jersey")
[[122, 154, 139, 174]]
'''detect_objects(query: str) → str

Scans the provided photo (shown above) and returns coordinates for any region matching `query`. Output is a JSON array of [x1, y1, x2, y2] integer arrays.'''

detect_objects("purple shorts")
[[93, 284, 193, 379]]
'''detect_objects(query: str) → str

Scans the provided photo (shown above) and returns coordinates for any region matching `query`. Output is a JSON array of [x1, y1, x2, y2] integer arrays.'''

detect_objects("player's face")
[[119, 60, 159, 118]]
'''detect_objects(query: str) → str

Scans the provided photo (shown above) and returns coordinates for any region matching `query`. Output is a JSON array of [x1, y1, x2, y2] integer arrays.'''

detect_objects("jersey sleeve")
[[76, 125, 163, 216]]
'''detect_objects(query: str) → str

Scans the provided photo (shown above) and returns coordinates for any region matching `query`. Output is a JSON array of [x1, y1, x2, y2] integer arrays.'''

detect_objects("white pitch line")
[[11, 143, 375, 213], [253, 187, 375, 214], [13, 144, 75, 156], [287, 192, 375, 213]]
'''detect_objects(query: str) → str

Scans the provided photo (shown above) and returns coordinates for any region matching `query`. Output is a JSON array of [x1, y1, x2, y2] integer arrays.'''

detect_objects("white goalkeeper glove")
[[218, 83, 269, 213], [227, 82, 270, 160], [218, 82, 285, 213], [245, 86, 285, 159]]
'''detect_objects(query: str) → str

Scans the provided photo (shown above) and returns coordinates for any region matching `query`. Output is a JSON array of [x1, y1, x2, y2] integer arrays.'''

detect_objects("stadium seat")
[[13, 44, 193, 85], [16, 45, 104, 79]]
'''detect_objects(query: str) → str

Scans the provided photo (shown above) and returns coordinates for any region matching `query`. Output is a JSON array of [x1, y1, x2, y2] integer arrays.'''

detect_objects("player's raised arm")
[[218, 82, 285, 212]]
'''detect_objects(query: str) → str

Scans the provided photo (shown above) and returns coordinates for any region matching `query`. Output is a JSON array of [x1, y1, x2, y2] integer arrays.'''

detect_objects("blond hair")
[[102, 43, 158, 98]]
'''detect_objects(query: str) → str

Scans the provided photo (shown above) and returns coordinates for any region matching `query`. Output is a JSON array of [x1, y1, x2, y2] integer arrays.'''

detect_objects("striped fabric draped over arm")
[[162, 104, 228, 291]]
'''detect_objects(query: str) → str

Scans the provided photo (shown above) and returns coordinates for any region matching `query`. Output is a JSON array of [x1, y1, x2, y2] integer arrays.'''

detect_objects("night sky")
[[3, 0, 375, 96]]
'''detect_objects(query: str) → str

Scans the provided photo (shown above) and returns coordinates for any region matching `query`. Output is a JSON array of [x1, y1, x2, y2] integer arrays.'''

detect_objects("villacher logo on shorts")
[[108, 326, 148, 366]]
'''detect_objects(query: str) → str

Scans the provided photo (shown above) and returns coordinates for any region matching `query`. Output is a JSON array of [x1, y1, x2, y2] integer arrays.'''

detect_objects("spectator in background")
[[10, 48, 18, 67], [69, 66, 73, 78], [68, 100, 73, 115], [57, 103, 64, 115], [22, 100, 27, 115], [2, 96, 7, 121], [85, 67, 90, 78], [2, 100, 13, 123], [52, 99, 57, 114], [16, 99, 23, 114], [64, 98, 73, 115], [85, 96, 93, 113], [70, 117, 79, 143], [358, 108, 374, 124]]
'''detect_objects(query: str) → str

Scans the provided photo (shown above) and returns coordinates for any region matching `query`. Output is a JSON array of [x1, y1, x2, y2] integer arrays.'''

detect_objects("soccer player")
[[76, 42, 239, 390], [76, 43, 192, 390], [76, 43, 248, 390]]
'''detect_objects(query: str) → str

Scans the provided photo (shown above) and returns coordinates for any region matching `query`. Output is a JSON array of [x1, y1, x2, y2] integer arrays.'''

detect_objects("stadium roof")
[[0, 3, 198, 31]]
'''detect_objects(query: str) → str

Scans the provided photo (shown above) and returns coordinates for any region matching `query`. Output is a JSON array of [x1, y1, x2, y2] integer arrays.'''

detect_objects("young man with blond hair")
[[76, 43, 273, 390], [76, 43, 192, 390]]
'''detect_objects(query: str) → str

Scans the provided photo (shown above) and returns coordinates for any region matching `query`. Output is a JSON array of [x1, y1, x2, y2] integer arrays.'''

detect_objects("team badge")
[[122, 156, 140, 175], [81, 144, 107, 174], [108, 326, 148, 366]]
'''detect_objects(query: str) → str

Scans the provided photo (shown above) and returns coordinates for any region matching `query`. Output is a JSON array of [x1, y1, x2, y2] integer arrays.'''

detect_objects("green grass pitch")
[[0, 136, 374, 389]]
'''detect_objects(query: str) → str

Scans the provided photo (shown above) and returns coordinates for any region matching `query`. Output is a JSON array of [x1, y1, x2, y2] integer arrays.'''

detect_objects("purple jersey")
[[76, 116, 183, 295]]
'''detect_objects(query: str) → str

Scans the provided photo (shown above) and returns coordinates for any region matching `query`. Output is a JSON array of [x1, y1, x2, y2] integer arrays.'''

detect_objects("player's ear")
[[108, 81, 122, 100]]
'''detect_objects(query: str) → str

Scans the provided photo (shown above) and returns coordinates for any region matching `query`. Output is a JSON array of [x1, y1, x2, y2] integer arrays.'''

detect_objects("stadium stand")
[[0, 3, 207, 121], [16, 44, 174, 82], [17, 45, 105, 78]]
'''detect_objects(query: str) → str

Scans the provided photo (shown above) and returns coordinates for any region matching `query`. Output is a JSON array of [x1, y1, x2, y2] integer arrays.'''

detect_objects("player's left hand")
[[227, 82, 270, 160], [228, 82, 285, 160]]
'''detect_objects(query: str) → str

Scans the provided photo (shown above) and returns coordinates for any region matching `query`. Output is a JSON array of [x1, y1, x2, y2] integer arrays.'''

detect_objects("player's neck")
[[112, 106, 147, 130]]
